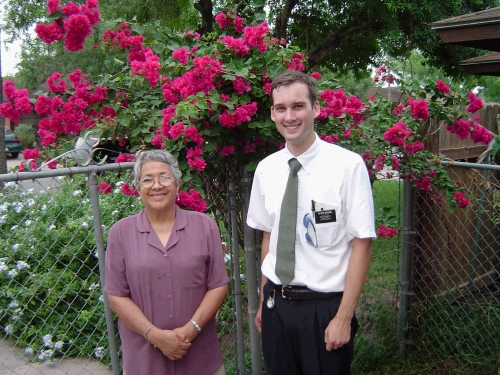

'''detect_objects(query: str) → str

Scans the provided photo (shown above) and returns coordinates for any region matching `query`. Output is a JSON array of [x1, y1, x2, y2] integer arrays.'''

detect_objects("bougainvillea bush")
[[0, 0, 494, 230]]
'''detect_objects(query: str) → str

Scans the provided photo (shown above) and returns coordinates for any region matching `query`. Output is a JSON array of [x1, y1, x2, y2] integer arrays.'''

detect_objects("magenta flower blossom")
[[466, 91, 483, 113], [64, 14, 92, 51], [404, 141, 424, 155], [220, 145, 235, 156], [219, 36, 250, 56], [446, 119, 470, 140], [177, 188, 207, 213], [233, 76, 251, 95], [98, 183, 113, 194], [470, 123, 493, 145], [408, 98, 429, 120], [35, 20, 65, 44], [377, 225, 398, 238], [311, 72, 322, 79], [436, 79, 450, 94], [453, 192, 471, 207], [215, 12, 232, 29], [172, 47, 189, 64], [383, 121, 412, 147], [47, 0, 61, 14]]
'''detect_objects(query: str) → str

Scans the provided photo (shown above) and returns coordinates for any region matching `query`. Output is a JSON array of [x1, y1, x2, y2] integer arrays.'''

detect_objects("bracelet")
[[190, 319, 202, 333], [144, 324, 155, 344]]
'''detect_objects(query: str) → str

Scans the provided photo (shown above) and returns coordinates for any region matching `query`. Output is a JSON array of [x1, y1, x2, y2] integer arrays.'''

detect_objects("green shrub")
[[0, 172, 141, 364], [13, 123, 37, 149]]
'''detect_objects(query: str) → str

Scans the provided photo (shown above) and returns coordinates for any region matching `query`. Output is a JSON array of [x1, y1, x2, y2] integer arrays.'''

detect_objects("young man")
[[247, 70, 376, 375]]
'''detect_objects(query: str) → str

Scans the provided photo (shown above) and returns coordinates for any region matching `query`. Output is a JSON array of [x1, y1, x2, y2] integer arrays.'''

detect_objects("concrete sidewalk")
[[0, 339, 112, 375]]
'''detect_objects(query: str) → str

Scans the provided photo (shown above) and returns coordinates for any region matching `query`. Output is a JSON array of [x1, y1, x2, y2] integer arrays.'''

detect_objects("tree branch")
[[273, 0, 300, 39]]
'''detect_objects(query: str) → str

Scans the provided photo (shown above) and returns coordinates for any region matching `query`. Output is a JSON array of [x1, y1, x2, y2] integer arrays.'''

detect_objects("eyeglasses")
[[139, 176, 175, 188], [303, 213, 318, 248]]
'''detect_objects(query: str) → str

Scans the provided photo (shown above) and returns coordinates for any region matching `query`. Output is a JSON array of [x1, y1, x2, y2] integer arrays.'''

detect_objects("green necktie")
[[275, 158, 302, 286]]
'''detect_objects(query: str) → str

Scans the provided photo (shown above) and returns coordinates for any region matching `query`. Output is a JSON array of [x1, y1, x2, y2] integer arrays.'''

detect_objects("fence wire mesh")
[[1, 160, 498, 375], [408, 162, 500, 375]]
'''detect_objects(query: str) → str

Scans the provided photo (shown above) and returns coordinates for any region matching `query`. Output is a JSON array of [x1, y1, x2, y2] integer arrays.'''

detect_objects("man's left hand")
[[324, 316, 351, 351]]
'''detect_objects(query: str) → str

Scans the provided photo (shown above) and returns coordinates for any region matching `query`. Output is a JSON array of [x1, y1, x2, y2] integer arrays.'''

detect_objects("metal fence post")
[[88, 170, 121, 375], [229, 176, 246, 374], [241, 166, 263, 375], [398, 179, 415, 359]]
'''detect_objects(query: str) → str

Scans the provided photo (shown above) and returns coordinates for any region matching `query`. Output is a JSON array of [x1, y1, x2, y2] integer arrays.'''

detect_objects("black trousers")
[[261, 281, 358, 375]]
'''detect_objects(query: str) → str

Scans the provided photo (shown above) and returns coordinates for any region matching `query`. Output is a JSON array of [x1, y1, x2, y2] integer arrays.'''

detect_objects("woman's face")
[[138, 160, 179, 214]]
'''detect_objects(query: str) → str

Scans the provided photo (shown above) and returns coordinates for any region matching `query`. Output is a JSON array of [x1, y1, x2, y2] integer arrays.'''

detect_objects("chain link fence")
[[0, 159, 498, 374]]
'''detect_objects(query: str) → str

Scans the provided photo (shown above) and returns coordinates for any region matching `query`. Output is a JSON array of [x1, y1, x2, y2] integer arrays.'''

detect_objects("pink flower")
[[172, 47, 189, 64], [234, 16, 244, 33], [215, 12, 232, 29], [188, 157, 207, 171], [121, 183, 139, 197], [243, 22, 269, 53], [169, 122, 185, 138], [219, 36, 249, 56], [0, 102, 21, 122], [35, 20, 65, 44], [64, 14, 92, 51], [404, 141, 424, 155], [408, 98, 429, 120], [47, 0, 61, 14], [391, 156, 401, 169], [446, 119, 470, 140], [383, 121, 412, 147], [466, 91, 483, 113], [220, 145, 235, 156], [470, 123, 493, 145], [98, 183, 113, 194], [23, 148, 41, 160], [377, 225, 398, 238], [233, 76, 251, 95], [47, 72, 67, 93], [310, 72, 322, 79], [287, 53, 306, 71], [177, 188, 207, 212], [453, 192, 471, 207], [115, 153, 135, 163], [374, 154, 386, 171], [436, 79, 450, 94]]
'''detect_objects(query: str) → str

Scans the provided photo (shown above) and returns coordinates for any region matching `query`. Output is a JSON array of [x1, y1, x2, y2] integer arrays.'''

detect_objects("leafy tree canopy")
[[2, 0, 499, 86]]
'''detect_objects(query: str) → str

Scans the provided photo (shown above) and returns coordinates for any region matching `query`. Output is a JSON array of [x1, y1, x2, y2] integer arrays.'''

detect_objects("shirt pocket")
[[311, 201, 341, 248], [315, 220, 340, 248], [179, 254, 208, 289]]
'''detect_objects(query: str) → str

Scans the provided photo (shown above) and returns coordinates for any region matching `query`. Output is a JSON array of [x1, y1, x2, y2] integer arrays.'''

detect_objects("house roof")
[[430, 6, 500, 75]]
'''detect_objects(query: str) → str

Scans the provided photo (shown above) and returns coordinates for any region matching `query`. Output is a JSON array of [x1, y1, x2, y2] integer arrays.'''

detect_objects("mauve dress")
[[104, 206, 230, 375]]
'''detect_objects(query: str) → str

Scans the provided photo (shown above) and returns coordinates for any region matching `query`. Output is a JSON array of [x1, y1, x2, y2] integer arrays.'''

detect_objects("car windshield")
[[5, 128, 14, 135]]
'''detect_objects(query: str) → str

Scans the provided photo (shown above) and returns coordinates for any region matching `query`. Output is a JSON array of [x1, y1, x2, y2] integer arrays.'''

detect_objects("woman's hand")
[[150, 327, 191, 360]]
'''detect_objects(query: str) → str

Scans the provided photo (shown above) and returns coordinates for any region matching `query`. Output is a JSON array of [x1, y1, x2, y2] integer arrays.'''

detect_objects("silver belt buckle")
[[281, 286, 291, 299]]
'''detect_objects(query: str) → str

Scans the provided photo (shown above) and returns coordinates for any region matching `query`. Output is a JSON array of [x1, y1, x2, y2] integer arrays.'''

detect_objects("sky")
[[1, 39, 21, 77]]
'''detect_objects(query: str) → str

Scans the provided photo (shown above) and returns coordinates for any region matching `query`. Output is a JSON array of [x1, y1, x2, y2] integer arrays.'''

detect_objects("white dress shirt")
[[247, 134, 376, 292]]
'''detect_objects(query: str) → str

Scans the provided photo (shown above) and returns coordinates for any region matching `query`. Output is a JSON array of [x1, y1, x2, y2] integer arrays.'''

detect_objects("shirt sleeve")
[[246, 165, 273, 232], [104, 222, 130, 297], [344, 156, 377, 241], [205, 217, 230, 291]]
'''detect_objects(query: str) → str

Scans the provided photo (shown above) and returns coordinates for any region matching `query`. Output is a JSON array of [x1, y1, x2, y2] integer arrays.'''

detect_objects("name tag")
[[314, 209, 336, 224]]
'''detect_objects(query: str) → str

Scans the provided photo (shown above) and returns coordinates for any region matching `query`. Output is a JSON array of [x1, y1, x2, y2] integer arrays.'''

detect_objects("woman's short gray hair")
[[132, 150, 182, 189]]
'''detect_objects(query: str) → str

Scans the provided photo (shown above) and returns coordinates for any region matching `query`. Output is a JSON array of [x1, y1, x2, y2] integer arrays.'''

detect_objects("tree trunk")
[[273, 0, 299, 39], [0, 29, 8, 180], [194, 0, 213, 35]]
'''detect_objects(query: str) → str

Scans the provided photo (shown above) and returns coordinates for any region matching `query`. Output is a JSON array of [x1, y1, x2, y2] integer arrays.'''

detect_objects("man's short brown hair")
[[270, 70, 318, 106]]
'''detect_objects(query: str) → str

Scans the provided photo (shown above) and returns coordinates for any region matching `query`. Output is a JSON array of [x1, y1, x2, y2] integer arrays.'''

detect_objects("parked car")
[[4, 128, 21, 159]]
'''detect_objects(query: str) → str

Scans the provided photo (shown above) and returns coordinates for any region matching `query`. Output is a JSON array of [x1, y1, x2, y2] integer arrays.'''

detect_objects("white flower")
[[24, 220, 32, 227], [224, 254, 231, 263], [0, 262, 7, 272], [12, 243, 21, 251], [4, 325, 13, 335], [81, 198, 90, 204], [26, 199, 35, 207], [16, 261, 30, 270], [8, 269, 18, 278], [81, 222, 89, 228], [11, 225, 18, 231], [88, 283, 100, 291], [111, 210, 119, 215], [72, 190, 83, 196], [8, 300, 19, 309], [42, 334, 53, 348], [38, 349, 54, 361], [47, 224, 56, 231], [99, 295, 104, 303], [54, 341, 64, 350], [41, 205, 47, 211], [4, 182, 16, 188], [0, 215, 6, 224], [0, 202, 9, 212], [25, 347, 34, 355], [93, 347, 105, 359]]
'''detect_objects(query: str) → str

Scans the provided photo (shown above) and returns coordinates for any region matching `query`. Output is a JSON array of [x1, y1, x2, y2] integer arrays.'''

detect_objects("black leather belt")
[[274, 284, 342, 300]]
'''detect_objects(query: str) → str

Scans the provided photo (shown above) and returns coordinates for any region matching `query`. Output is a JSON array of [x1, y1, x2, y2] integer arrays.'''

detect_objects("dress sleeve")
[[104, 222, 130, 297], [205, 217, 230, 291]]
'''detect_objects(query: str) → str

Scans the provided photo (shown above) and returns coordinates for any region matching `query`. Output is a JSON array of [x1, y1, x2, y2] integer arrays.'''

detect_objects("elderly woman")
[[104, 150, 229, 375]]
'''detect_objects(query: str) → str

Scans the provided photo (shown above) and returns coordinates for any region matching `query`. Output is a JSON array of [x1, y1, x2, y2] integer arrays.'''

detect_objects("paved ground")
[[0, 339, 113, 375]]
